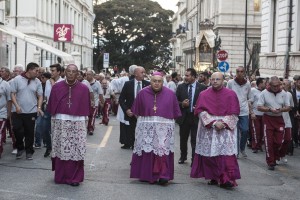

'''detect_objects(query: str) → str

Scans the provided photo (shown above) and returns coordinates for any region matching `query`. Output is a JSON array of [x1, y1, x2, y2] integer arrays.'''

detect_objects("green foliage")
[[93, 0, 174, 72]]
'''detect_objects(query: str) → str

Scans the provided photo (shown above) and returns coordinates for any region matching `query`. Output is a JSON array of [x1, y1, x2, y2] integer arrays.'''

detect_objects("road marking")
[[0, 189, 47, 198], [99, 126, 113, 148], [88, 126, 113, 171]]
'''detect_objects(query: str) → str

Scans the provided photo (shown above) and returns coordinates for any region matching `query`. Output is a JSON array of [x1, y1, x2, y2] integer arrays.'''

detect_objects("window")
[[254, 0, 261, 12]]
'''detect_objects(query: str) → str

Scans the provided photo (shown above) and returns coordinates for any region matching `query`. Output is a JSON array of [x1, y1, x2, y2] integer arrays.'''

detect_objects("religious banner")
[[53, 24, 74, 42]]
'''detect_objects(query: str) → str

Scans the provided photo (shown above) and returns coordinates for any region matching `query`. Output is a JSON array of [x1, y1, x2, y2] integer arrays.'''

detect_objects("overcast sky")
[[152, 0, 178, 12]]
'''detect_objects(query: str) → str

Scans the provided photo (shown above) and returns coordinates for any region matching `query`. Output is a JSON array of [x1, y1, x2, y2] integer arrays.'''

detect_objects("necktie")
[[103, 88, 107, 95], [136, 81, 141, 95], [188, 84, 193, 112]]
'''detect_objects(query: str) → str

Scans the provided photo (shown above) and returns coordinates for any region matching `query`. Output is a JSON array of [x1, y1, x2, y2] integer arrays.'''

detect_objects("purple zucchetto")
[[152, 71, 163, 77]]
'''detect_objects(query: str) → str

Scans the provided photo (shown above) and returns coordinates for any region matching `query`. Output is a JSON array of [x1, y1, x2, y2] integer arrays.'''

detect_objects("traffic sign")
[[217, 50, 228, 61], [103, 53, 109, 68], [218, 61, 230, 72], [103, 53, 109, 62], [103, 62, 109, 68]]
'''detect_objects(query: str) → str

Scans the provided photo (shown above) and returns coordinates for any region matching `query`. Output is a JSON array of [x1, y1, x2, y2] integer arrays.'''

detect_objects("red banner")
[[53, 24, 74, 42]]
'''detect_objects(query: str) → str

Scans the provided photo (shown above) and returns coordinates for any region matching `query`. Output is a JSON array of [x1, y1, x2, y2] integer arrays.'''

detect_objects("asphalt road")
[[1, 116, 300, 200]]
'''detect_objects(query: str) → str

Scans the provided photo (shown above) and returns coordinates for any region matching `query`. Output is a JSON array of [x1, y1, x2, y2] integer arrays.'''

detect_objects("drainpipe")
[[14, 0, 18, 65], [244, 0, 248, 75], [284, 0, 293, 78]]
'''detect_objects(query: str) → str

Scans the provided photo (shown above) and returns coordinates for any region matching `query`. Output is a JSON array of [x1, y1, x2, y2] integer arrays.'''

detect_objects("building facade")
[[171, 0, 261, 75], [260, 0, 300, 78], [2, 0, 94, 69]]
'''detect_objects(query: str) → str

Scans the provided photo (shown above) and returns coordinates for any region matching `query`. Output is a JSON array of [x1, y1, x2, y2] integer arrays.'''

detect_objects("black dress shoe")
[[121, 145, 130, 149], [178, 157, 187, 164], [268, 165, 275, 170], [158, 178, 168, 185], [44, 149, 51, 158], [208, 180, 218, 185], [220, 181, 234, 188], [70, 182, 80, 186]]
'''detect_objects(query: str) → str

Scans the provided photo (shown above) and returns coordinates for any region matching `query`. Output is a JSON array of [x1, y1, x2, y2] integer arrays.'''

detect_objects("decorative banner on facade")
[[53, 24, 74, 42]]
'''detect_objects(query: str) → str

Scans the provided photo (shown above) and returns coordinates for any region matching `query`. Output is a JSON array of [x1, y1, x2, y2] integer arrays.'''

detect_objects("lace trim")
[[52, 114, 87, 121], [133, 116, 175, 156], [51, 119, 87, 161], [195, 111, 238, 156]]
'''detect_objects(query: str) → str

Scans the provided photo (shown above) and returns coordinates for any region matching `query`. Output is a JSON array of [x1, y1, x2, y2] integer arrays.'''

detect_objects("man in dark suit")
[[119, 67, 150, 149], [176, 68, 206, 165], [290, 76, 300, 152]]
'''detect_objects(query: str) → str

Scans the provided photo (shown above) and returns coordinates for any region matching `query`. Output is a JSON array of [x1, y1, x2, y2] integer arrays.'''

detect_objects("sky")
[[152, 0, 178, 12]]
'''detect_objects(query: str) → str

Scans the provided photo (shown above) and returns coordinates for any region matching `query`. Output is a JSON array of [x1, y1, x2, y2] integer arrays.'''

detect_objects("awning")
[[195, 29, 216, 48], [0, 25, 74, 64]]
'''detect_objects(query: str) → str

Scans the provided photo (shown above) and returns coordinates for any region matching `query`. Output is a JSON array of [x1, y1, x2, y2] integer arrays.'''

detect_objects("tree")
[[246, 39, 261, 77], [93, 0, 174, 72]]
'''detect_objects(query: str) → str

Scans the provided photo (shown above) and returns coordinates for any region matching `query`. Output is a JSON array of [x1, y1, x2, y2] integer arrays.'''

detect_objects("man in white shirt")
[[257, 76, 290, 170], [249, 78, 265, 153], [42, 64, 64, 157], [86, 70, 103, 133], [100, 79, 114, 125], [167, 72, 178, 93], [227, 66, 251, 158]]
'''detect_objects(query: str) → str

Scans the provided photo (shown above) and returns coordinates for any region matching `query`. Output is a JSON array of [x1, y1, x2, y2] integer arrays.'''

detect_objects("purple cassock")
[[130, 86, 181, 183], [190, 86, 241, 187], [47, 81, 90, 185]]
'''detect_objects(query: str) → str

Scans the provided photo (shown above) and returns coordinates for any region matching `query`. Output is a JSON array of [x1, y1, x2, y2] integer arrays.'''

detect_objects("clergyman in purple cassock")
[[190, 72, 241, 188], [130, 72, 181, 185], [47, 79, 90, 185]]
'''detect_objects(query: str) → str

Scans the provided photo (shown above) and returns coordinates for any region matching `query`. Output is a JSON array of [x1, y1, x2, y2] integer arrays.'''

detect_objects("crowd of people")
[[0, 63, 298, 189]]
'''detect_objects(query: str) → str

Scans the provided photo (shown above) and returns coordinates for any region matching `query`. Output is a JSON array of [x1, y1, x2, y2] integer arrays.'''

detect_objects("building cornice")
[[214, 24, 261, 30]]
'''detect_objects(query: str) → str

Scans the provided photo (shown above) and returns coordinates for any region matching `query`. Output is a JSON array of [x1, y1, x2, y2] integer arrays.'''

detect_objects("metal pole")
[[284, 0, 293, 78], [244, 0, 248, 73], [191, 20, 193, 68], [15, 0, 18, 65], [25, 42, 27, 66]]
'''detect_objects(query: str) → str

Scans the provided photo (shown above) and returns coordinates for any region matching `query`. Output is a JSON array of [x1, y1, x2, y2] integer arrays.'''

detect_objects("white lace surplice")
[[133, 116, 175, 156], [51, 114, 88, 161], [195, 111, 239, 157]]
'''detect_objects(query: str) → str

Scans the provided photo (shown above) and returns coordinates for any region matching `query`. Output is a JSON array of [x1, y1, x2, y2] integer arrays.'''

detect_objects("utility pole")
[[244, 0, 248, 74]]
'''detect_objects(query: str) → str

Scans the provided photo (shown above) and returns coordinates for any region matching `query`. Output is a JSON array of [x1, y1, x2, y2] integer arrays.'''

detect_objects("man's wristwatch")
[[212, 121, 217, 128]]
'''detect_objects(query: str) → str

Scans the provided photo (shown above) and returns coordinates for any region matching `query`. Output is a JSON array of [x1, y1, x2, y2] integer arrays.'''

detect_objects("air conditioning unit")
[[176, 56, 182, 62]]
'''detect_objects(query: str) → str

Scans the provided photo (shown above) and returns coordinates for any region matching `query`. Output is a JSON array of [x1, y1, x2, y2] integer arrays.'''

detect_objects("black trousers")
[[179, 113, 198, 160], [12, 112, 37, 154], [125, 119, 137, 147], [119, 122, 127, 144]]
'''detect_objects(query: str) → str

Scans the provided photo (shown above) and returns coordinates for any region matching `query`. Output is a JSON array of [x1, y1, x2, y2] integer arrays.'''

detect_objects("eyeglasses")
[[236, 71, 244, 73], [65, 70, 78, 74], [151, 79, 163, 83], [211, 78, 222, 81], [270, 84, 280, 87]]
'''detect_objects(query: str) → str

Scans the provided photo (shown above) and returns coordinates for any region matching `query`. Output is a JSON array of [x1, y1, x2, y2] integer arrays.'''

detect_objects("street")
[[1, 116, 300, 200]]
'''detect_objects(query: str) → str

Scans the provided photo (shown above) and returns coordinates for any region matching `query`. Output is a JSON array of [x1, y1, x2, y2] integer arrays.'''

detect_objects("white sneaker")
[[11, 149, 17, 154], [241, 151, 247, 158], [281, 157, 287, 164]]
